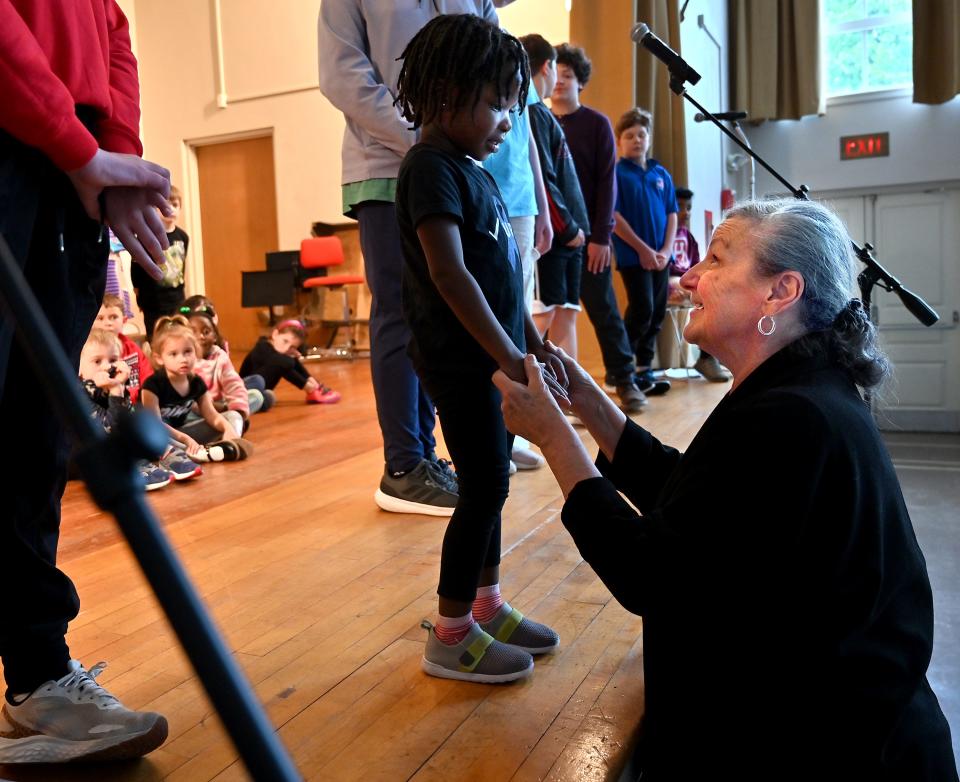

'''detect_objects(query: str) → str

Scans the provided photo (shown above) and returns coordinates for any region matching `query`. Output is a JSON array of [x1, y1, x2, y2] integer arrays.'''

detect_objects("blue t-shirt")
[[481, 88, 539, 219], [611, 157, 678, 270]]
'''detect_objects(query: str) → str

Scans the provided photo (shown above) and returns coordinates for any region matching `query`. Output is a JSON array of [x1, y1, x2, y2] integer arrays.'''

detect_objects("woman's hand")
[[182, 436, 202, 457], [542, 341, 601, 412], [493, 354, 569, 446]]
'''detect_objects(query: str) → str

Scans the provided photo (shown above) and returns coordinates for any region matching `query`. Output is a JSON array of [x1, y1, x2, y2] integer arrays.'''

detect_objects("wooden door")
[[196, 135, 279, 351]]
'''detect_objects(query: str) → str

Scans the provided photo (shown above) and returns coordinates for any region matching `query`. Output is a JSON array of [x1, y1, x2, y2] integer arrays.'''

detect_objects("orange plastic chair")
[[298, 237, 367, 355]]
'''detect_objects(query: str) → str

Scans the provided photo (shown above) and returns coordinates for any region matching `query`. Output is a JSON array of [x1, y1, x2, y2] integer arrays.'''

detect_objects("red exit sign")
[[840, 132, 890, 160]]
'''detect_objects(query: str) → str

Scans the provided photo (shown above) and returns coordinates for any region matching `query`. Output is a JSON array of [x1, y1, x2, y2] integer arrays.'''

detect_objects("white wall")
[[738, 92, 960, 198], [129, 1, 568, 258], [679, 0, 729, 249]]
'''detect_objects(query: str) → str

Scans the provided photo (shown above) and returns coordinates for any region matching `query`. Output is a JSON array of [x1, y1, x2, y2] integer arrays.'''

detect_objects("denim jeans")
[[355, 202, 436, 473]]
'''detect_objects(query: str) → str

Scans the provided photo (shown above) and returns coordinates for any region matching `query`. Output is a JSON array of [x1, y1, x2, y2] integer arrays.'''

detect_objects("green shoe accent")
[[491, 607, 524, 644], [459, 631, 494, 672]]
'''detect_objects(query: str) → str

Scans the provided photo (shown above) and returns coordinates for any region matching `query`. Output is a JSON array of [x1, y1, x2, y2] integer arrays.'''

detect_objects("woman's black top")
[[562, 337, 957, 780]]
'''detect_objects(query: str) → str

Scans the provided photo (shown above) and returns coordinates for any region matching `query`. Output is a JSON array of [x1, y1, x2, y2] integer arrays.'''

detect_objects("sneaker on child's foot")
[[138, 461, 172, 491], [478, 602, 560, 655], [694, 354, 732, 382], [374, 459, 459, 517], [0, 660, 168, 763], [616, 382, 648, 413], [306, 385, 341, 404], [511, 443, 545, 471], [160, 449, 202, 480], [637, 369, 671, 396], [194, 439, 254, 463], [421, 622, 534, 683]]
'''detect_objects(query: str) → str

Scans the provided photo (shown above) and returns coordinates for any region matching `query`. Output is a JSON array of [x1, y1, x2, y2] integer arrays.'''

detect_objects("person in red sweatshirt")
[[0, 0, 171, 763]]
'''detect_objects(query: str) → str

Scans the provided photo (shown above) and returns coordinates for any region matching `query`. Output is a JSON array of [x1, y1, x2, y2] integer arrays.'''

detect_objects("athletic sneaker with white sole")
[[421, 621, 534, 683], [375, 458, 458, 517], [0, 660, 168, 763], [511, 440, 545, 470], [478, 602, 560, 654]]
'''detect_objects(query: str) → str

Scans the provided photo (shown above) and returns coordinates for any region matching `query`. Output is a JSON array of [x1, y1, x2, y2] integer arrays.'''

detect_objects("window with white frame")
[[824, 0, 913, 97]]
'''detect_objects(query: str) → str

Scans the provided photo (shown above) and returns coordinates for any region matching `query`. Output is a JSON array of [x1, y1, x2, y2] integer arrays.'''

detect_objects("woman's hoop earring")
[[757, 315, 776, 336]]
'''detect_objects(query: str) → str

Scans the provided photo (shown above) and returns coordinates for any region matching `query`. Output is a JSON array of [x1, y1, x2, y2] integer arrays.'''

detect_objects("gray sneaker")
[[0, 660, 168, 763], [694, 354, 733, 382], [478, 602, 560, 655], [375, 459, 459, 517], [421, 621, 534, 683], [616, 382, 648, 413]]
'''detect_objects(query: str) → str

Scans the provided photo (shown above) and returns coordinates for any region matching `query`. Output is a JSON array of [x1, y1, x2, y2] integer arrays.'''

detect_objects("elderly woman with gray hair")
[[494, 199, 957, 781]]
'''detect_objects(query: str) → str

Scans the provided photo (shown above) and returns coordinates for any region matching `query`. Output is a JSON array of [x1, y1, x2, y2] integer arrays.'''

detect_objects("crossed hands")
[[493, 342, 596, 445], [67, 149, 174, 280]]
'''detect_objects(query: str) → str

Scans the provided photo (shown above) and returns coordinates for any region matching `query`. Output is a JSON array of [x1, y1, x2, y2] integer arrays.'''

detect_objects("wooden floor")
[[0, 359, 728, 782]]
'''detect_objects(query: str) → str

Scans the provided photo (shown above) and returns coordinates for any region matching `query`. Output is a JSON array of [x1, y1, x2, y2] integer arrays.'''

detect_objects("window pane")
[[826, 0, 864, 24], [828, 30, 865, 94], [889, 0, 911, 15], [866, 22, 913, 88], [865, 0, 891, 17]]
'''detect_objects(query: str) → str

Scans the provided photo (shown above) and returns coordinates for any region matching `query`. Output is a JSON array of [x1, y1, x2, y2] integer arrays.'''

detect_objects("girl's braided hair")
[[395, 14, 530, 131]]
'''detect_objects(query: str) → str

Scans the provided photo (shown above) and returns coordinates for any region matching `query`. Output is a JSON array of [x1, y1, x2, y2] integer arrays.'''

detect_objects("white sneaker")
[[511, 444, 544, 470], [508, 460, 518, 475], [0, 660, 168, 763]]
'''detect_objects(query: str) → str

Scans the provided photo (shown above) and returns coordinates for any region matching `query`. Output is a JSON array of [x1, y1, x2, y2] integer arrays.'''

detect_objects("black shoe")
[[637, 370, 671, 396]]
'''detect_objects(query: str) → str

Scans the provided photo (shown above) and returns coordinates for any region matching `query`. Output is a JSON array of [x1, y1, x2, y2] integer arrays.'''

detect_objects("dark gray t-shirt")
[[397, 143, 525, 377]]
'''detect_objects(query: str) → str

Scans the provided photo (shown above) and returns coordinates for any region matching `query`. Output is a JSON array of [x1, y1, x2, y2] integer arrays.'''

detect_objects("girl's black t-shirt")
[[396, 143, 525, 377], [141, 372, 207, 427]]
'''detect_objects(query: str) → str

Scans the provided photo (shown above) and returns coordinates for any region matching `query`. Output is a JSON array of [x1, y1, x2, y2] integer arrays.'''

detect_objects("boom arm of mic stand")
[[673, 89, 940, 328]]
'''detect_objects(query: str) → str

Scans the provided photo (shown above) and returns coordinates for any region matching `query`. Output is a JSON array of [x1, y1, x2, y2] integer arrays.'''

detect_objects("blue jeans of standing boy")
[[355, 202, 436, 474], [0, 119, 107, 695]]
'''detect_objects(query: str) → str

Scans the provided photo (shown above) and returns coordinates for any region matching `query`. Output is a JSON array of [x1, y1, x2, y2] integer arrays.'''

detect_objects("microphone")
[[630, 22, 701, 87], [694, 111, 748, 122]]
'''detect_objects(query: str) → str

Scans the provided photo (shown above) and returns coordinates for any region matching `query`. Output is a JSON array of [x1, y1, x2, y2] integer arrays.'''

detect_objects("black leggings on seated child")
[[421, 370, 514, 603]]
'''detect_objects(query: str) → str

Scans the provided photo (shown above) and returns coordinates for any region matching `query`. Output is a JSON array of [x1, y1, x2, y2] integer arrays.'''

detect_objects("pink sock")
[[434, 612, 474, 645], [472, 584, 504, 623]]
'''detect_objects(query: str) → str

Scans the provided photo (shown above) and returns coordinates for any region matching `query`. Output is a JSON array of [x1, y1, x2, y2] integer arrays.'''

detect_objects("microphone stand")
[[729, 120, 755, 201], [658, 65, 939, 357], [0, 234, 302, 782]]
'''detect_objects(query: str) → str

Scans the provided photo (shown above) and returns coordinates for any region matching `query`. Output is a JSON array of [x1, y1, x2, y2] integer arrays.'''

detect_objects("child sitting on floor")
[[141, 315, 253, 462], [238, 320, 340, 405], [188, 308, 267, 419], [78, 328, 173, 490], [94, 293, 154, 403]]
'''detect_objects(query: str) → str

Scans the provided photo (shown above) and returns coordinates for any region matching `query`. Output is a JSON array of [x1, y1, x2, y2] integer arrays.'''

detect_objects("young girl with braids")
[[395, 14, 570, 683], [140, 315, 252, 462]]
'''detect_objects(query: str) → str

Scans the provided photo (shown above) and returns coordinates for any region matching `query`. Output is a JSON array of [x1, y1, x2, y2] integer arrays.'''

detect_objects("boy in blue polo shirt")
[[611, 107, 678, 396]]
